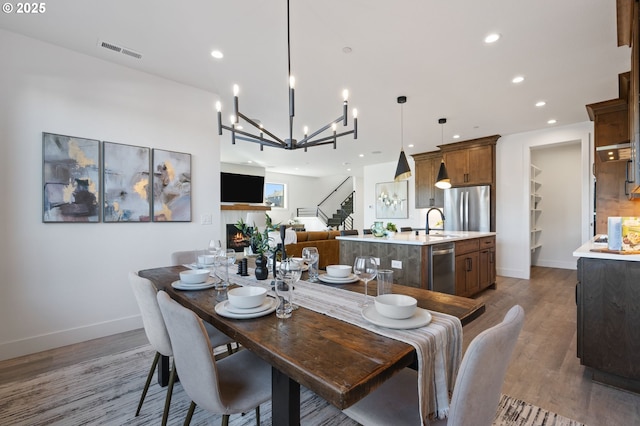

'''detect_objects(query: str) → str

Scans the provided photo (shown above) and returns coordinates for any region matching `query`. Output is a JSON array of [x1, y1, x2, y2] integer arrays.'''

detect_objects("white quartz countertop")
[[573, 236, 640, 261], [336, 231, 495, 246]]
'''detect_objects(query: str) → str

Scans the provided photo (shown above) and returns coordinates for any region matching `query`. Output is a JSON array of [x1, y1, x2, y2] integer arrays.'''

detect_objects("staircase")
[[326, 193, 354, 229], [296, 177, 355, 230]]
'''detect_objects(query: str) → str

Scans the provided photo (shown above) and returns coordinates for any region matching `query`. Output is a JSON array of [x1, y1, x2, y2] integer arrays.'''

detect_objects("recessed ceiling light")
[[484, 33, 501, 44], [359, 154, 364, 157], [247, 160, 253, 164], [547, 119, 557, 124], [211, 50, 223, 59], [342, 46, 352, 54], [453, 134, 461, 139], [512, 76, 525, 84], [535, 101, 546, 107], [408, 144, 414, 148], [347, 168, 352, 172]]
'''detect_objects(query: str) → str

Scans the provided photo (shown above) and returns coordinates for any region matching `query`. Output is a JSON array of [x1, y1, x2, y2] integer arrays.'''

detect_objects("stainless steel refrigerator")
[[444, 185, 490, 232]]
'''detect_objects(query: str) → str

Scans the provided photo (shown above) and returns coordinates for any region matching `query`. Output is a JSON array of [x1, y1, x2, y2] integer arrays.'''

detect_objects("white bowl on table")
[[326, 264, 352, 278], [179, 269, 210, 284], [227, 286, 267, 309], [374, 294, 417, 319]]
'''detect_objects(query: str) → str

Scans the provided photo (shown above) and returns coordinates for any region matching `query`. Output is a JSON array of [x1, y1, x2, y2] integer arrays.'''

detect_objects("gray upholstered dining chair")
[[342, 305, 525, 426], [171, 250, 198, 266], [157, 290, 272, 426], [129, 272, 235, 426]]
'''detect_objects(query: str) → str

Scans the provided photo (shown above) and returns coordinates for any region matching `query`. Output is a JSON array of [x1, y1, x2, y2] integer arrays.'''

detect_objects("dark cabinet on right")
[[577, 256, 640, 393]]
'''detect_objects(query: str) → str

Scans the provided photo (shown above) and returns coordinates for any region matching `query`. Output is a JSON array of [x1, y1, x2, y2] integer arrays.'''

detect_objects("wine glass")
[[275, 258, 302, 318], [225, 249, 236, 287], [353, 256, 378, 307], [301, 247, 319, 282], [208, 240, 223, 276]]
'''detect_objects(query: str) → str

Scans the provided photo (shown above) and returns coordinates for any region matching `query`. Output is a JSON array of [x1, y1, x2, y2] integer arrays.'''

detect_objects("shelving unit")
[[530, 164, 542, 258]]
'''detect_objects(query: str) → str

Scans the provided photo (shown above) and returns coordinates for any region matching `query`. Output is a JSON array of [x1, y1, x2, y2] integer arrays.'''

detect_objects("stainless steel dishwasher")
[[429, 242, 455, 294]]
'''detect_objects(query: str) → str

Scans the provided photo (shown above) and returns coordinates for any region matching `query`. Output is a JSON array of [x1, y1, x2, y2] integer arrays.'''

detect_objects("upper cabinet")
[[439, 135, 499, 187], [413, 134, 499, 231], [411, 151, 444, 208]]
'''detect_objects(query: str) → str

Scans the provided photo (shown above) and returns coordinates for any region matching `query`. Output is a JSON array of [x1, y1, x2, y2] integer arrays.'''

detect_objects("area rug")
[[0, 344, 585, 425]]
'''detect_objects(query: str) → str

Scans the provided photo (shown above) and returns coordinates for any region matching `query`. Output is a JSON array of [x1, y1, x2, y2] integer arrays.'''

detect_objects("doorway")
[[529, 142, 583, 269]]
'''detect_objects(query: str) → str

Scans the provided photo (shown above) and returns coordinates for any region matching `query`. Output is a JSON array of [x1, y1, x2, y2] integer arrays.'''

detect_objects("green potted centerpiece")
[[385, 222, 397, 237], [235, 217, 273, 280]]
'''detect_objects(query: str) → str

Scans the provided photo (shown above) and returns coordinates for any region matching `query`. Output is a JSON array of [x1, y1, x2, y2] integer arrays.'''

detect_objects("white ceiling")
[[0, 0, 631, 177]]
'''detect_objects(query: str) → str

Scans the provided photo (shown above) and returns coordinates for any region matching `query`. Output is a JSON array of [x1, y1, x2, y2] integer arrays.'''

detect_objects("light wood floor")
[[1, 267, 639, 425]]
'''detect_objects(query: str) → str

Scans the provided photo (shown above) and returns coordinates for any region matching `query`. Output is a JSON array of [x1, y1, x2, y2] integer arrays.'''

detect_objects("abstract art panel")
[[375, 181, 408, 219], [102, 142, 151, 222], [152, 149, 191, 222], [42, 132, 100, 222]]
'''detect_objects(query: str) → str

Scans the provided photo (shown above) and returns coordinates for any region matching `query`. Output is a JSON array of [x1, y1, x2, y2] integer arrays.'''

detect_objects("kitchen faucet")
[[425, 207, 445, 235]]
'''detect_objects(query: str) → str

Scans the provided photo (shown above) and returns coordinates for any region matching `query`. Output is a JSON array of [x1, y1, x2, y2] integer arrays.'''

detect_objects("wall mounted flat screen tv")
[[220, 172, 265, 203]]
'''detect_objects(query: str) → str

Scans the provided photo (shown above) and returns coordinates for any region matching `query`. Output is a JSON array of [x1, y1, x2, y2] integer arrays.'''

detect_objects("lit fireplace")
[[226, 224, 251, 252]]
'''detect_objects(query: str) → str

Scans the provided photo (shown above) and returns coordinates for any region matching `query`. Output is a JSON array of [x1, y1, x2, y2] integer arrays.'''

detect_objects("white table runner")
[[226, 270, 463, 424]]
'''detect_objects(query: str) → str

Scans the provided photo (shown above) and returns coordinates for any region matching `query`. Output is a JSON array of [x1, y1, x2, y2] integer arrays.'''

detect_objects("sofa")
[[285, 230, 341, 269]]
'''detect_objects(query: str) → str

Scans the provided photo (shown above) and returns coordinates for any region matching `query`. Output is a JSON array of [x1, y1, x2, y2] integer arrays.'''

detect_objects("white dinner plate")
[[224, 298, 276, 314], [318, 273, 359, 284], [361, 306, 432, 329], [215, 299, 277, 319], [171, 277, 217, 291]]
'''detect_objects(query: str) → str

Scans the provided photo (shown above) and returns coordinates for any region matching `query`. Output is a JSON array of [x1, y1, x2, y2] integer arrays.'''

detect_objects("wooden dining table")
[[138, 265, 485, 425]]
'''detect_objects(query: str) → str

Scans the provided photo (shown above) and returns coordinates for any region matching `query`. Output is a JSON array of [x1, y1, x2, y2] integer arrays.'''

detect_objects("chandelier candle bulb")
[[289, 76, 295, 117], [353, 109, 358, 139], [216, 101, 222, 135], [233, 85, 239, 123], [343, 90, 349, 125]]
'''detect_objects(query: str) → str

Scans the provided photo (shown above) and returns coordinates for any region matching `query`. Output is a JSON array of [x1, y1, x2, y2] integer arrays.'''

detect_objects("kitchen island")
[[573, 238, 640, 393], [337, 231, 496, 294]]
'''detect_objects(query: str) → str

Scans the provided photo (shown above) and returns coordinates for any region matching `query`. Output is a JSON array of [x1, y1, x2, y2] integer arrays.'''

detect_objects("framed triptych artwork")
[[102, 142, 151, 222], [42, 132, 100, 223], [152, 149, 192, 222]]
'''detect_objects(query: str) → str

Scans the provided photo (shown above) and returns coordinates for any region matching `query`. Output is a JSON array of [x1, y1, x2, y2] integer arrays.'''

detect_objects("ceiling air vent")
[[97, 39, 143, 60], [100, 40, 122, 53]]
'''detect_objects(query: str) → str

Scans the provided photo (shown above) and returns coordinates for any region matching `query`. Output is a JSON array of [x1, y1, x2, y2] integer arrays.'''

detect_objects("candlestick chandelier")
[[215, 0, 358, 151]]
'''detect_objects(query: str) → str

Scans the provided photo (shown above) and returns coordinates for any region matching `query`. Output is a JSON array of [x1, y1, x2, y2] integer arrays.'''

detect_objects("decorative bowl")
[[227, 286, 267, 309], [326, 264, 352, 278], [179, 269, 210, 284], [374, 294, 417, 319]]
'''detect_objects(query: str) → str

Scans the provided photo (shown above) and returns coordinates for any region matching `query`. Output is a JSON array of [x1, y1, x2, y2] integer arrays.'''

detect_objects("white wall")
[[0, 30, 223, 360], [496, 122, 593, 279], [531, 143, 583, 269], [362, 159, 430, 232]]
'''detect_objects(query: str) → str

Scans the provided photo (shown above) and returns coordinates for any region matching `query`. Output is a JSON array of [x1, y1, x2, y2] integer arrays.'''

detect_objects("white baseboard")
[[533, 259, 577, 270], [0, 315, 143, 362], [497, 266, 529, 279]]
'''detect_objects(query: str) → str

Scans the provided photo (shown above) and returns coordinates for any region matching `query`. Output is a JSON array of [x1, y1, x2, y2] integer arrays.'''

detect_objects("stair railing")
[[296, 177, 354, 228]]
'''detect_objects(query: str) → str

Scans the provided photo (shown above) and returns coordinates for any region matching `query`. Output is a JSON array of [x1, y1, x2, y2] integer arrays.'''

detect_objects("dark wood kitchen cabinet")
[[412, 151, 444, 208], [577, 257, 640, 393], [439, 136, 498, 187], [454, 239, 479, 297], [478, 236, 496, 291]]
